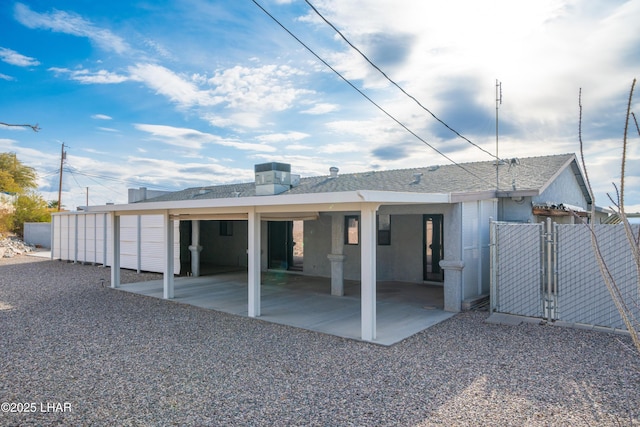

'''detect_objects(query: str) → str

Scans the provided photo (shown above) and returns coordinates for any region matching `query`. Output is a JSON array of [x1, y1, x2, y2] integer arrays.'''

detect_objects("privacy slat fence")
[[51, 212, 180, 275], [491, 220, 639, 332]]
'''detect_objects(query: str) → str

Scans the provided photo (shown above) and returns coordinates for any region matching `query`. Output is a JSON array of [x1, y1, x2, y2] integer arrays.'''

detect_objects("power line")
[[64, 166, 123, 199], [250, 0, 495, 187], [64, 165, 176, 191], [303, 0, 498, 161]]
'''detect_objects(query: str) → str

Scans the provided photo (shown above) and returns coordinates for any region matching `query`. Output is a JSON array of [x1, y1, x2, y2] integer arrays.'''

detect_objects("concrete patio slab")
[[118, 271, 455, 345]]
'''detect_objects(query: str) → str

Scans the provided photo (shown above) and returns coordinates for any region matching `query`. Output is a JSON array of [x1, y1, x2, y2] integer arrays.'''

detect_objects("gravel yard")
[[1, 255, 638, 426]]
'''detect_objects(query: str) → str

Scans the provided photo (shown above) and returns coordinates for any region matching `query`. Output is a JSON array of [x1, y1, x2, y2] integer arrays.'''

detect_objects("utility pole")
[[57, 143, 66, 212]]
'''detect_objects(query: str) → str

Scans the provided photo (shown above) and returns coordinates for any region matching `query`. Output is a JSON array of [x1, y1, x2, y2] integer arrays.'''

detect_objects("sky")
[[1, 0, 639, 213]]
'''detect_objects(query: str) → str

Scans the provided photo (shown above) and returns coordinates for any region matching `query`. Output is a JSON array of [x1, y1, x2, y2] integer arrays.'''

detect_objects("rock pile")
[[0, 236, 35, 258]]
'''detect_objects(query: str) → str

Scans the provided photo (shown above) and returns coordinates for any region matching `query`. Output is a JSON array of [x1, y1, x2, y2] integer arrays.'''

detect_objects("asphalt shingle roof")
[[140, 153, 576, 203]]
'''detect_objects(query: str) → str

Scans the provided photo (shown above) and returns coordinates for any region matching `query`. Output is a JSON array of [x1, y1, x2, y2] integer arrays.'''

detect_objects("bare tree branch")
[[0, 122, 40, 132], [579, 80, 640, 356]]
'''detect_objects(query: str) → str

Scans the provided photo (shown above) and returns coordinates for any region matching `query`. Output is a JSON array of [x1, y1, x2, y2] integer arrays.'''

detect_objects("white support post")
[[74, 215, 78, 263], [188, 220, 202, 277], [247, 208, 261, 317], [137, 215, 142, 273], [163, 211, 174, 299], [93, 213, 97, 265], [67, 215, 71, 261], [110, 213, 120, 288], [50, 215, 55, 260], [83, 214, 87, 264], [360, 204, 378, 341], [103, 213, 108, 267], [328, 214, 346, 296]]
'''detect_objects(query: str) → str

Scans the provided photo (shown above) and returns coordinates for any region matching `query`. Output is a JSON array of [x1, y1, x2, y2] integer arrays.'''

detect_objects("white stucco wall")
[[24, 222, 51, 248], [301, 205, 455, 283], [500, 165, 589, 224], [461, 200, 496, 299], [198, 220, 249, 267], [499, 197, 534, 223], [533, 166, 588, 209]]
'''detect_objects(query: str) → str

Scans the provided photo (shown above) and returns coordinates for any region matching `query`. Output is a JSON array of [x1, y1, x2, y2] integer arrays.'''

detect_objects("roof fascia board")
[[355, 190, 450, 204], [494, 189, 539, 199], [260, 212, 320, 221], [256, 203, 364, 214], [84, 190, 452, 215], [450, 190, 500, 203], [570, 159, 593, 205], [169, 213, 248, 221]]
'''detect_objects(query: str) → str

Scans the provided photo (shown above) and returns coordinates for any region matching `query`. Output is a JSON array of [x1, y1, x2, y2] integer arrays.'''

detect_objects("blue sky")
[[1, 0, 639, 212]]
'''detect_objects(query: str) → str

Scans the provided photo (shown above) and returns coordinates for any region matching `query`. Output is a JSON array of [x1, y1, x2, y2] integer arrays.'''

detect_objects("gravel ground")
[[0, 255, 638, 426]]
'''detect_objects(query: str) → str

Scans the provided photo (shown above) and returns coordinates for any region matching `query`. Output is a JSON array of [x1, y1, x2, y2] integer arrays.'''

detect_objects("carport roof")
[[140, 153, 581, 203]]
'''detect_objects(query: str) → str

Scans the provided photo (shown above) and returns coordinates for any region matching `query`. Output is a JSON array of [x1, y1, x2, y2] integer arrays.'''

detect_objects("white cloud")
[[255, 131, 310, 143], [319, 143, 361, 154], [301, 103, 340, 115], [0, 124, 32, 132], [0, 47, 39, 67], [307, 0, 640, 129], [82, 148, 109, 155], [0, 139, 17, 148], [208, 64, 312, 112], [91, 114, 112, 120], [134, 123, 276, 152], [0, 73, 14, 81], [113, 62, 317, 130], [285, 144, 314, 151], [142, 38, 173, 60], [49, 67, 129, 84], [129, 63, 223, 108], [14, 3, 130, 54], [125, 156, 253, 187]]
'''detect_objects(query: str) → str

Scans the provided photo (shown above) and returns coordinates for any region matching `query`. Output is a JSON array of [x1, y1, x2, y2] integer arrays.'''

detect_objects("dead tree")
[[578, 79, 640, 355]]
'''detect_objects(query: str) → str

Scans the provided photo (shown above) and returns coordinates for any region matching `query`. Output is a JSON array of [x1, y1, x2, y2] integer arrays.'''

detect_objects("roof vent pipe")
[[412, 172, 423, 184], [329, 166, 339, 178]]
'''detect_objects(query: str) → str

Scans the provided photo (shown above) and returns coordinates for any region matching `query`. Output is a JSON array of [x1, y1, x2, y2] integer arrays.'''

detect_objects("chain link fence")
[[491, 222, 544, 317], [491, 221, 640, 331]]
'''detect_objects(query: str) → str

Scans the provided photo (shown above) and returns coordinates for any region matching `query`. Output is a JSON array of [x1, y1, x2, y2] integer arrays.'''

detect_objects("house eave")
[[451, 190, 499, 203], [78, 190, 452, 216], [495, 189, 539, 198]]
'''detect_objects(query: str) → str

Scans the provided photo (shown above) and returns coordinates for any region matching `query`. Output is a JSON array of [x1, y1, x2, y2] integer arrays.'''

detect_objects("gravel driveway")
[[1, 256, 638, 426]]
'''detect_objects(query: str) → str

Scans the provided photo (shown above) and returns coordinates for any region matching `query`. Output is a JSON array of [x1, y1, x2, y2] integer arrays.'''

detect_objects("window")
[[344, 215, 359, 245], [377, 214, 391, 245], [219, 221, 233, 236]]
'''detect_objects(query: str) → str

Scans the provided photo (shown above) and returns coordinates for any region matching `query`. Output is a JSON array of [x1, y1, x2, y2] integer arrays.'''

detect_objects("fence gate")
[[491, 221, 545, 318]]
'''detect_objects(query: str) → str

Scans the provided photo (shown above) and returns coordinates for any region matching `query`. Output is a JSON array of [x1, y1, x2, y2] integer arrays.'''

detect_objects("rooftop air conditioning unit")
[[255, 162, 292, 195]]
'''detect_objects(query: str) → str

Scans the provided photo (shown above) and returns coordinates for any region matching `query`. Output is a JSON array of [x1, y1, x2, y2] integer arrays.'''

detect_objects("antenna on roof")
[[495, 79, 502, 193]]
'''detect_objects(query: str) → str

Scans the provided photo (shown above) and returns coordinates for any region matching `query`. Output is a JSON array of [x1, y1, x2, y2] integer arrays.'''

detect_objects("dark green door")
[[268, 221, 293, 270], [424, 214, 444, 282]]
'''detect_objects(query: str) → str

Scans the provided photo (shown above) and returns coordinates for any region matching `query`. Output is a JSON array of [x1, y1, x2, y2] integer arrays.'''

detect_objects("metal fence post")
[[552, 222, 559, 320], [490, 220, 498, 312], [545, 217, 553, 321]]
